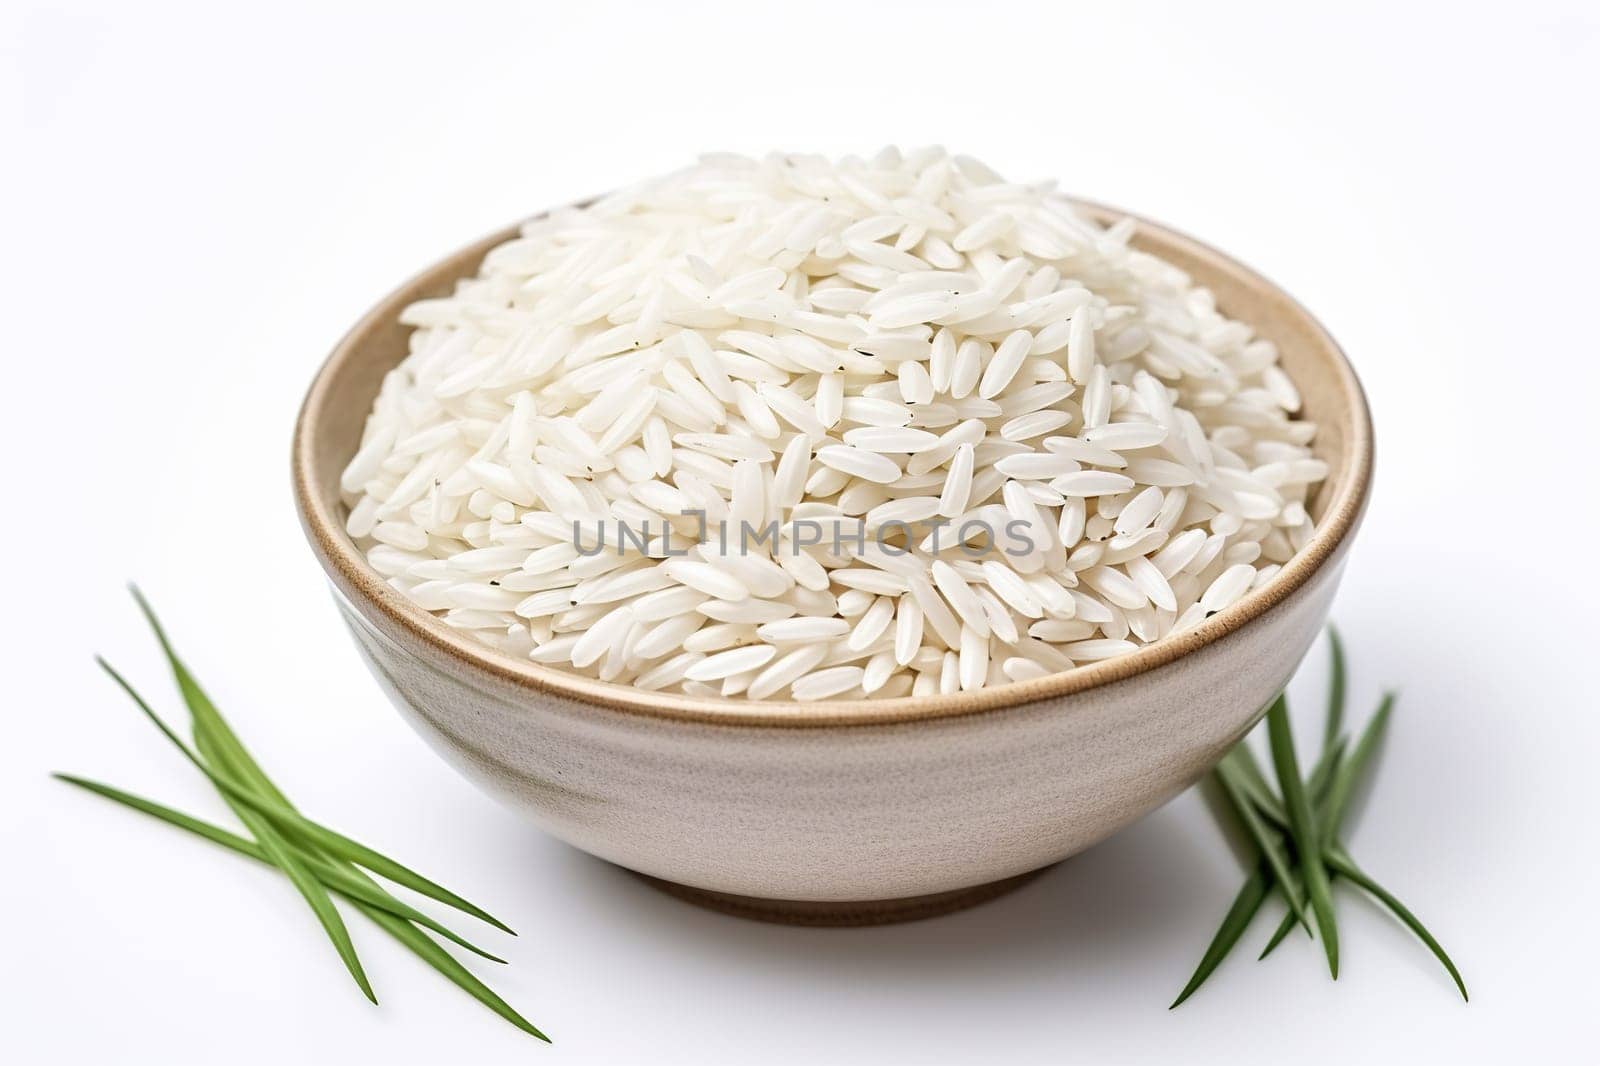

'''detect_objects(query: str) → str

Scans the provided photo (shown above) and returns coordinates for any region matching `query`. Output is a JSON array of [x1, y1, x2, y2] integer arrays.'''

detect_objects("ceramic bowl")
[[292, 202, 1372, 924]]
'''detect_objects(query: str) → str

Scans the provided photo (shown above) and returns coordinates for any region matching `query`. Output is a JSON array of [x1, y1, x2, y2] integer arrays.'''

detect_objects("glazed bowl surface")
[[292, 201, 1372, 918]]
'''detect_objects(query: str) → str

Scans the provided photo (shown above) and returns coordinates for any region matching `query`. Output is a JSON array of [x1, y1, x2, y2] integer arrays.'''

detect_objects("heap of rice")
[[341, 148, 1324, 701]]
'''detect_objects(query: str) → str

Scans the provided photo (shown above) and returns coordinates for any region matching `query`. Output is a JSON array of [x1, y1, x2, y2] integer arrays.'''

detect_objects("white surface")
[[4, 2, 1596, 1062]]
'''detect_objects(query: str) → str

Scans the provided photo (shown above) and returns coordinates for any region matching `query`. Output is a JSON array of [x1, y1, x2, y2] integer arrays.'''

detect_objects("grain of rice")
[[697, 598, 794, 624], [791, 665, 866, 701], [1002, 656, 1052, 683], [1113, 486, 1165, 537], [1062, 638, 1139, 661], [1000, 409, 1073, 441], [816, 445, 903, 484], [937, 443, 976, 518], [1053, 471, 1137, 497], [661, 559, 748, 601], [842, 426, 941, 453], [686, 644, 778, 682], [682, 623, 753, 654], [1200, 563, 1257, 614], [746, 644, 830, 700], [930, 560, 990, 638], [861, 650, 898, 695], [958, 625, 989, 691], [894, 597, 924, 665], [847, 596, 896, 651]]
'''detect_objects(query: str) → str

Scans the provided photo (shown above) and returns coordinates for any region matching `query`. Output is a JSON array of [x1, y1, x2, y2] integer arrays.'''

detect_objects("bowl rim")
[[292, 198, 1373, 729]]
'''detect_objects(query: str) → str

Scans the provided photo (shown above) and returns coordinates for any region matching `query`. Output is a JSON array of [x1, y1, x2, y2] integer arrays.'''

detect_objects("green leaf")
[[95, 662, 377, 1003], [183, 734, 546, 1040], [1324, 692, 1395, 839], [53, 773, 506, 964], [88, 587, 548, 1039], [355, 902, 550, 1041], [1257, 906, 1299, 960], [1323, 626, 1346, 752], [1171, 864, 1271, 1008], [129, 585, 286, 804], [56, 772, 267, 856], [1266, 695, 1339, 979], [221, 765, 514, 934], [1326, 847, 1467, 1002], [98, 655, 514, 936], [1224, 742, 1289, 826], [1254, 733, 1349, 960], [1214, 757, 1309, 931], [1309, 738, 1347, 808]]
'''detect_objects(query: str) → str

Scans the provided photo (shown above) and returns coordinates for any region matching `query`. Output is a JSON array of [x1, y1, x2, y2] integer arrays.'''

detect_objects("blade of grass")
[[240, 805, 378, 1000], [1310, 738, 1347, 806], [173, 659, 550, 1039], [355, 901, 550, 1041], [1259, 705, 1376, 962], [169, 640, 552, 1037], [1224, 742, 1289, 825], [129, 586, 284, 802], [1323, 626, 1346, 752], [1214, 757, 1309, 931], [1233, 734, 1347, 836], [1257, 907, 1299, 960], [128, 588, 515, 936], [1326, 847, 1467, 1001], [96, 661, 377, 1003], [171, 635, 549, 1036], [1170, 863, 1271, 1008], [1266, 695, 1339, 979], [1324, 692, 1395, 838], [99, 655, 514, 936], [112, 587, 547, 1037], [56, 772, 267, 856], [53, 773, 506, 964], [1255, 735, 1349, 960]]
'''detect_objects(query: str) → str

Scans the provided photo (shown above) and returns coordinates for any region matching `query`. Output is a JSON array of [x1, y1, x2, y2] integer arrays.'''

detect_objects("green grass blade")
[[356, 901, 550, 1041], [1257, 906, 1299, 960], [95, 659, 377, 1002], [1214, 759, 1309, 930], [129, 585, 290, 805], [1324, 692, 1395, 838], [1323, 626, 1346, 752], [304, 865, 506, 964], [1170, 864, 1271, 1008], [54, 772, 271, 859], [1266, 695, 1339, 979], [54, 773, 506, 964], [100, 655, 513, 936], [1326, 848, 1467, 1001], [126, 590, 516, 936], [193, 714, 512, 963], [250, 808, 376, 1002], [1224, 743, 1289, 826], [1244, 736, 1350, 959], [1231, 726, 1345, 837], [1309, 738, 1347, 808], [239, 792, 515, 934]]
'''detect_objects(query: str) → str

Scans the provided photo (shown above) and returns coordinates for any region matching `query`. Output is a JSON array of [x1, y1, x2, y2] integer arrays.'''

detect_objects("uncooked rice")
[[341, 148, 1325, 701]]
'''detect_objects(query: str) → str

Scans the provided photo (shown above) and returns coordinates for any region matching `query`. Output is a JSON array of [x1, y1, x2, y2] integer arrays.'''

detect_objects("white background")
[[4, 2, 1596, 1062]]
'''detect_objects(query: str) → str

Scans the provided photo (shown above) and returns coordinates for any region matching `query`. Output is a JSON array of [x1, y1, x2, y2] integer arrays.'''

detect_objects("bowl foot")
[[634, 866, 1052, 926]]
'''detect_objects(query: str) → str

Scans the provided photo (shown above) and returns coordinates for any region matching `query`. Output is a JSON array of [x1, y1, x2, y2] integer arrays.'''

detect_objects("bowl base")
[[634, 866, 1051, 926]]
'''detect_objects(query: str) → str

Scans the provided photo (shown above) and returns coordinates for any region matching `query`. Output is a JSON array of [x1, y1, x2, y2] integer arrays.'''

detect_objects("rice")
[[341, 148, 1324, 701]]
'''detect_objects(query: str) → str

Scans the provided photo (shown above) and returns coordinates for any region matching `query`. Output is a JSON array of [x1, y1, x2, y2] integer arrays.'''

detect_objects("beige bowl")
[[292, 203, 1372, 924]]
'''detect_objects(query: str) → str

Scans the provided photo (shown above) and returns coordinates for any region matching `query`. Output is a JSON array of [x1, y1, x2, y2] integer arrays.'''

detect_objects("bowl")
[[292, 201, 1372, 924]]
